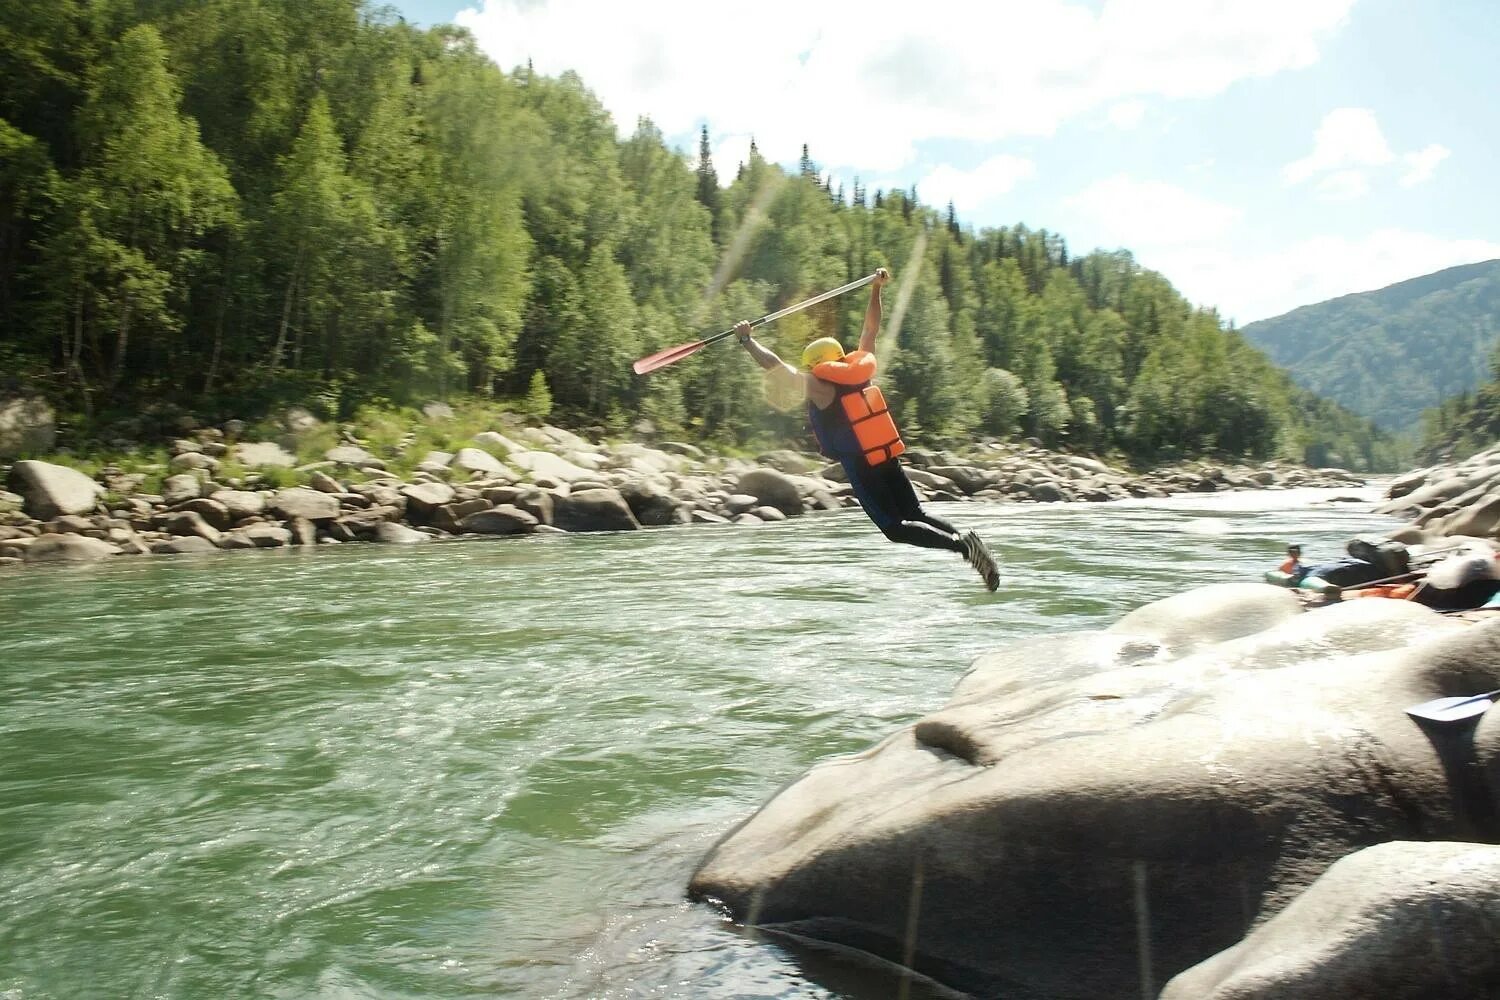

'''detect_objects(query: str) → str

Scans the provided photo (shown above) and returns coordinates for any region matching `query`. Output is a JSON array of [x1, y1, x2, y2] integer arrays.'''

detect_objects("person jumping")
[[733, 267, 1000, 591]]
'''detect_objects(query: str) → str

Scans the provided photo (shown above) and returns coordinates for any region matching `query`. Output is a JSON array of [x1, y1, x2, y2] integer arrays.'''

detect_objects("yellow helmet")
[[800, 337, 845, 369]]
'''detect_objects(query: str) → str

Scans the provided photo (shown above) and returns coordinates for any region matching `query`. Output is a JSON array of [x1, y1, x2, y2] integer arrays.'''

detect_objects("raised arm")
[[858, 267, 891, 354], [735, 321, 784, 371]]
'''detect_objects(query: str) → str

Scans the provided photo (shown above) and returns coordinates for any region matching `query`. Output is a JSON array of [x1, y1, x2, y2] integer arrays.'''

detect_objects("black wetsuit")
[[808, 389, 964, 553]]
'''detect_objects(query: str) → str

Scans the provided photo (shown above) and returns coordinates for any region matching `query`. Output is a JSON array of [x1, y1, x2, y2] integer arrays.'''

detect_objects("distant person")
[[732, 267, 1000, 591], [1280, 544, 1308, 581]]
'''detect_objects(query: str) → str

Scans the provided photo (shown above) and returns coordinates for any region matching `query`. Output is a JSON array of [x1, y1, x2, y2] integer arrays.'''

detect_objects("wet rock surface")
[[689, 589, 1500, 999]]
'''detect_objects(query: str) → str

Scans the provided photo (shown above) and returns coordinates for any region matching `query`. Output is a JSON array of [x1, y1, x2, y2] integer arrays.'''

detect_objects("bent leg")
[[881, 461, 963, 540], [851, 460, 965, 552], [879, 519, 966, 552], [915, 507, 961, 537]]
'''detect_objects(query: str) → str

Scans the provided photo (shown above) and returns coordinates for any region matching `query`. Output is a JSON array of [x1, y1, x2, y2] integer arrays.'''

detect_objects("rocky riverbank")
[[1375, 442, 1500, 541], [690, 585, 1500, 1000], [0, 411, 1365, 568]]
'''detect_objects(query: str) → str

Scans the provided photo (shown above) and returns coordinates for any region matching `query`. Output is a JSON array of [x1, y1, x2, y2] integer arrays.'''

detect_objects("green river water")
[[1, 487, 1400, 999]]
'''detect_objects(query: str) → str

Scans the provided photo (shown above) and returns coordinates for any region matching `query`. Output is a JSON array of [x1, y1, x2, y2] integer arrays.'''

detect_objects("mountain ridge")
[[1240, 259, 1500, 432]]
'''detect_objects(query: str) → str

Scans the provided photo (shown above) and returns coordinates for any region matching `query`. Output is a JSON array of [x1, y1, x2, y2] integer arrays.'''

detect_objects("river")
[[0, 487, 1400, 999]]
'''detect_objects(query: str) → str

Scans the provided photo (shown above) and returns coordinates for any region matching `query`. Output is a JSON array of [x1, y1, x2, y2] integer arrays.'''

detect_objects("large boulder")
[[399, 482, 455, 523], [472, 430, 525, 454], [233, 523, 292, 548], [451, 447, 510, 478], [0, 397, 56, 457], [8, 460, 102, 519], [1163, 841, 1500, 999], [1436, 493, 1500, 539], [736, 468, 804, 516], [333, 508, 395, 539], [553, 488, 641, 532], [324, 444, 383, 469], [372, 521, 428, 544], [689, 590, 1499, 1000], [432, 498, 491, 534], [158, 510, 223, 545], [617, 477, 680, 526], [753, 449, 821, 474], [924, 465, 995, 495], [208, 490, 265, 521], [178, 498, 232, 531], [161, 473, 201, 505], [459, 505, 537, 535], [23, 533, 119, 563], [348, 483, 405, 513], [519, 423, 594, 452], [1026, 479, 1069, 503], [270, 487, 339, 521], [609, 442, 686, 475], [513, 487, 556, 527], [168, 451, 218, 473], [507, 450, 595, 484], [152, 535, 218, 555]]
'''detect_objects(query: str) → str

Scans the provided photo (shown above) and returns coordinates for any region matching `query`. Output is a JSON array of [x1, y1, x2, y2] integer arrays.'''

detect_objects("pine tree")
[[694, 124, 722, 244]]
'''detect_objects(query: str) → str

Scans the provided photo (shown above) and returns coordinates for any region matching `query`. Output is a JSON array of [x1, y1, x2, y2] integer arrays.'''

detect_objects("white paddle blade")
[[1405, 691, 1500, 723]]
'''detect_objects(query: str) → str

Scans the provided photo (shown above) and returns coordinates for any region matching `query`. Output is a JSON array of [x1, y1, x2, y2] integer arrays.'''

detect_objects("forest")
[[0, 0, 1402, 471], [1417, 337, 1500, 464]]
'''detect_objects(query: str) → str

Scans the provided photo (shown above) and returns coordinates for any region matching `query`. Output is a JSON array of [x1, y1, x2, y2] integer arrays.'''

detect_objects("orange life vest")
[[810, 350, 905, 467]]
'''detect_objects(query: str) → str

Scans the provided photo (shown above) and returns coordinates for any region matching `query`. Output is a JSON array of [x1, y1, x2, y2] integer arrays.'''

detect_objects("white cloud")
[[914, 156, 1037, 215], [1283, 107, 1393, 185], [1142, 230, 1500, 324], [1062, 176, 1242, 247], [1107, 100, 1147, 130], [1313, 169, 1370, 201], [456, 0, 1353, 172], [1283, 109, 1451, 199], [1401, 143, 1451, 187]]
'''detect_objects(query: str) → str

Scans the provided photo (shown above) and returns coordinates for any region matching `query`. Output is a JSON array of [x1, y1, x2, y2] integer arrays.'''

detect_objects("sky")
[[390, 0, 1500, 326]]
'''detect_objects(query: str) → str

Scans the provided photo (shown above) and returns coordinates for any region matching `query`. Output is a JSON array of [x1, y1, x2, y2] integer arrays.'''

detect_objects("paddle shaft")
[[632, 273, 879, 375], [1335, 570, 1423, 591]]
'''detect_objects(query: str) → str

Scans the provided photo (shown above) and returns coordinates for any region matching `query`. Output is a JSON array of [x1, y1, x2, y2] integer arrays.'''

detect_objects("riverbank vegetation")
[[1417, 339, 1500, 464], [0, 1, 1402, 471]]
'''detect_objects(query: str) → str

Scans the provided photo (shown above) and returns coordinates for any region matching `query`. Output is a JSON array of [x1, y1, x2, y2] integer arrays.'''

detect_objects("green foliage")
[[0, 0, 1400, 472], [1416, 335, 1500, 464], [249, 464, 297, 489], [980, 368, 1028, 437], [521, 370, 553, 420]]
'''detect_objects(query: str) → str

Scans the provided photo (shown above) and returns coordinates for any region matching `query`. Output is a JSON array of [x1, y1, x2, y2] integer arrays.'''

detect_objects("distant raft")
[[1264, 569, 1339, 597]]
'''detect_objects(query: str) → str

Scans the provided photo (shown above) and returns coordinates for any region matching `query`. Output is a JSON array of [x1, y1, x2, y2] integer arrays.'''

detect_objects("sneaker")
[[961, 531, 1000, 591], [959, 531, 981, 568]]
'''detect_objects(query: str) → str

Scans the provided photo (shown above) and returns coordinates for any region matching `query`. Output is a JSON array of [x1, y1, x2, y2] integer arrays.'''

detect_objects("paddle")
[[632, 273, 879, 375], [1405, 689, 1500, 724]]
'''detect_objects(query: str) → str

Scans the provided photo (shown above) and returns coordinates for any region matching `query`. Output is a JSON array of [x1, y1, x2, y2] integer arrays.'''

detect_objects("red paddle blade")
[[632, 338, 707, 375]]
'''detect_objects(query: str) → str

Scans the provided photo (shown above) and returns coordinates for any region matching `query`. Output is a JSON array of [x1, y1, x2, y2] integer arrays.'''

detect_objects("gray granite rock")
[[8, 460, 103, 519]]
